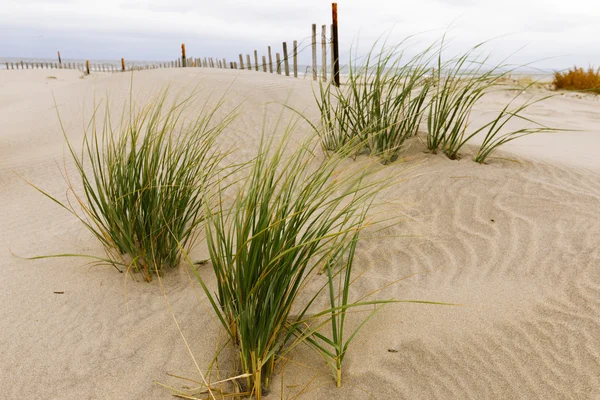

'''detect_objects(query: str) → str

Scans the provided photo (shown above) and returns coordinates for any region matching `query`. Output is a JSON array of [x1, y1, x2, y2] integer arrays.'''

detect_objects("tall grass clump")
[[36, 89, 234, 281], [312, 39, 435, 164], [553, 66, 600, 94], [473, 88, 556, 163], [426, 43, 514, 159], [197, 121, 385, 399]]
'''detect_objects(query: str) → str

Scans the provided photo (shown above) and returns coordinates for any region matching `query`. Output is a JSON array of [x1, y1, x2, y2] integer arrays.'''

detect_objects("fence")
[[2, 4, 341, 86]]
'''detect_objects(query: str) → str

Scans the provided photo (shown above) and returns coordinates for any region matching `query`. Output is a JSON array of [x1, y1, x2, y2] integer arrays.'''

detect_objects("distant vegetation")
[[553, 66, 600, 94]]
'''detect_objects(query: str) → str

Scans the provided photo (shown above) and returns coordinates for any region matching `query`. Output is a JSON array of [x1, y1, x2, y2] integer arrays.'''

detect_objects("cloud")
[[0, 0, 598, 69]]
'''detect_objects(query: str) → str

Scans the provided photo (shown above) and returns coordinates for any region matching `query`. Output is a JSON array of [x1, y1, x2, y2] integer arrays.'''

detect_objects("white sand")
[[1, 69, 600, 399]]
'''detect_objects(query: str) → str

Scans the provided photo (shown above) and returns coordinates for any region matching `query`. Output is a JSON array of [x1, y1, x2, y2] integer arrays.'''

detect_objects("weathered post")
[[262, 56, 267, 72], [86, 60, 90, 75], [121, 58, 125, 72], [239, 54, 244, 70], [293, 40, 298, 78], [57, 51, 62, 69], [246, 54, 251, 71], [312, 24, 317, 80], [254, 50, 259, 71], [332, 3, 340, 87], [268, 46, 273, 73], [181, 44, 187, 67], [283, 42, 290, 76], [276, 53, 281, 75], [322, 25, 327, 82], [223, 58, 227, 69]]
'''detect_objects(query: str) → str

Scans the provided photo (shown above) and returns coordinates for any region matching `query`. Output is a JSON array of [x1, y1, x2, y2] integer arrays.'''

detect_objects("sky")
[[0, 0, 599, 70]]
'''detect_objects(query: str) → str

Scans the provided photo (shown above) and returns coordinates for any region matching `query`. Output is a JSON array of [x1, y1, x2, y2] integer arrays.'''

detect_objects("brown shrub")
[[553, 66, 600, 94]]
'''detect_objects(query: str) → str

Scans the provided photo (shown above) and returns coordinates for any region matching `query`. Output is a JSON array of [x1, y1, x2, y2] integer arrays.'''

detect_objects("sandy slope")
[[1, 69, 599, 399]]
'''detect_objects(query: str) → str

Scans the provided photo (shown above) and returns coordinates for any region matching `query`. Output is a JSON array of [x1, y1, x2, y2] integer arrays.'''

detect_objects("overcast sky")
[[1, 0, 599, 70]]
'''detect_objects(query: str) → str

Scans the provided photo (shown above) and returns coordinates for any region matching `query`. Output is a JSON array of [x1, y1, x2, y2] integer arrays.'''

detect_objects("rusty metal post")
[[181, 44, 187, 67], [332, 3, 340, 86]]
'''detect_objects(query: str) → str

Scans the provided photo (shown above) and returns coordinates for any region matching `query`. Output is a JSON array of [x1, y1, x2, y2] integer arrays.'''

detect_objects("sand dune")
[[1, 69, 599, 399]]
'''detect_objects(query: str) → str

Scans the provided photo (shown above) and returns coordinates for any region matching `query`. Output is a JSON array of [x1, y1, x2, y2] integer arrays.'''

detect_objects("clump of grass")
[[553, 66, 600, 94], [311, 39, 435, 164], [197, 120, 384, 399], [473, 88, 556, 163], [426, 42, 512, 159], [33, 88, 234, 281]]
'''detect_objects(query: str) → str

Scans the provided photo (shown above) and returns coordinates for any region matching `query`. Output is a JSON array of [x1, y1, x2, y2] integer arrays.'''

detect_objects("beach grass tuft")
[[33, 88, 234, 281], [195, 118, 386, 398], [311, 39, 435, 164]]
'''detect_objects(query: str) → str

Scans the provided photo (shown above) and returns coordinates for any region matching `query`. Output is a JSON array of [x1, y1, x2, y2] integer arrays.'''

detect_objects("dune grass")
[[310, 40, 435, 164], [553, 66, 600, 94], [195, 119, 388, 398], [33, 88, 234, 281], [473, 88, 556, 163], [426, 43, 511, 159]]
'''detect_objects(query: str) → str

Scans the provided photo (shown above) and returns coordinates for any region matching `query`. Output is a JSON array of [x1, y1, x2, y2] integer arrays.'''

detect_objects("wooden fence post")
[[57, 51, 62, 69], [283, 42, 290, 76], [254, 50, 259, 71], [223, 58, 227, 69], [293, 40, 298, 78], [268, 46, 273, 73], [181, 44, 187, 67], [86, 60, 90, 75], [332, 3, 340, 86], [239, 54, 244, 70], [121, 58, 125, 72], [262, 56, 267, 72], [276, 53, 281, 75], [246, 54, 251, 71], [312, 24, 317, 80], [322, 25, 327, 82]]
